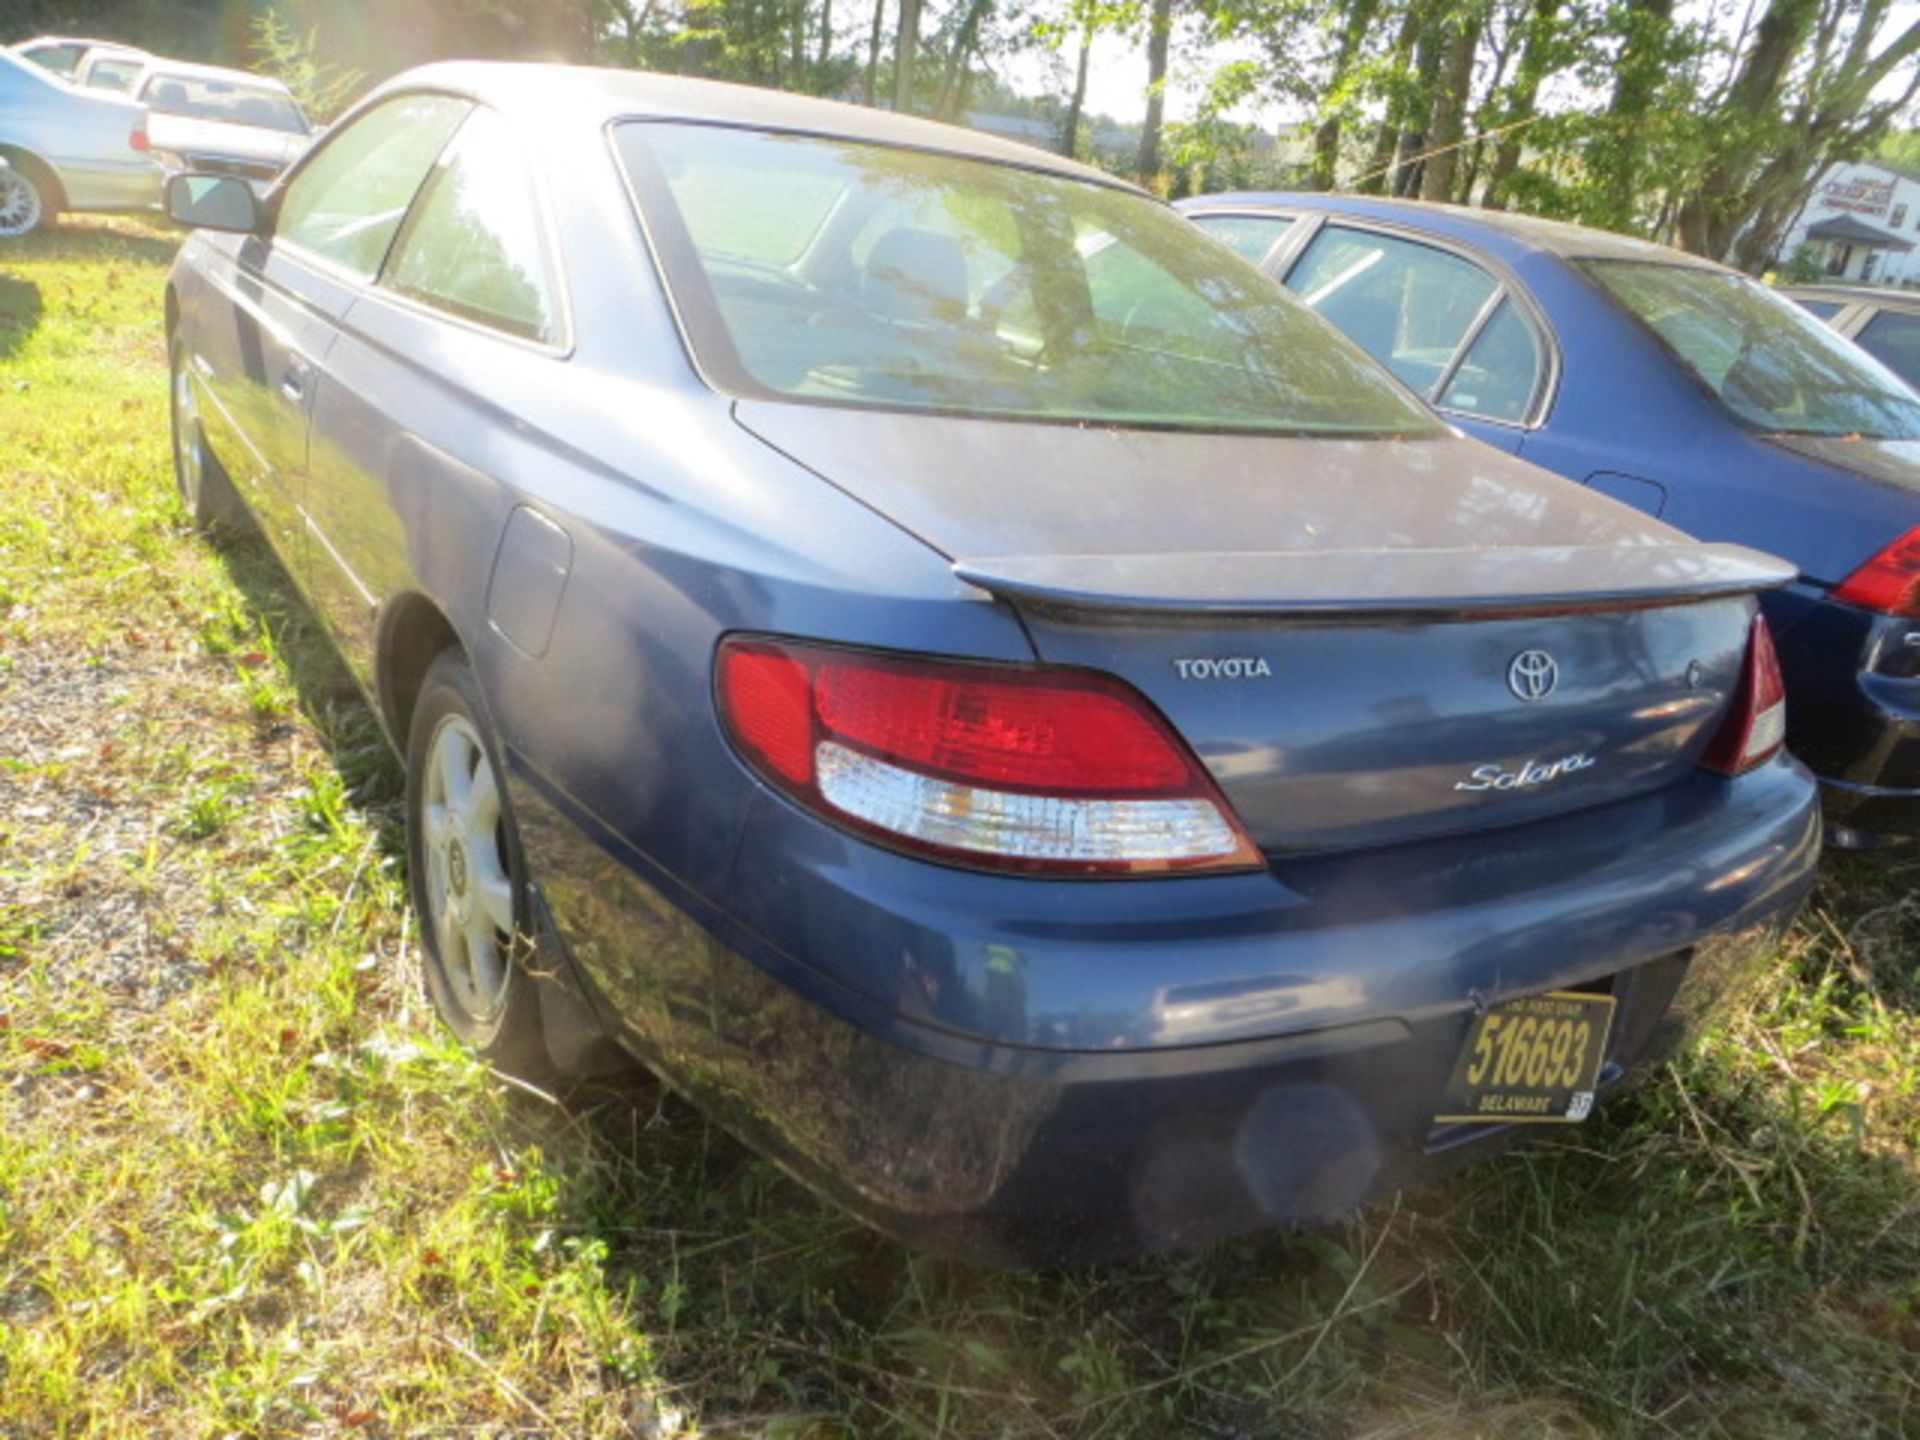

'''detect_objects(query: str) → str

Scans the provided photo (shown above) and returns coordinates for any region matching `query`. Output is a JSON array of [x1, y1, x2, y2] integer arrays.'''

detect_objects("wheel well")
[[165, 286, 177, 335], [378, 595, 463, 748], [0, 147, 67, 213]]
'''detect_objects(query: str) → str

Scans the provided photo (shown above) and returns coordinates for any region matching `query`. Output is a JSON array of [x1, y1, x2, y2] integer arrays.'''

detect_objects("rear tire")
[[406, 649, 556, 1083], [0, 160, 50, 237]]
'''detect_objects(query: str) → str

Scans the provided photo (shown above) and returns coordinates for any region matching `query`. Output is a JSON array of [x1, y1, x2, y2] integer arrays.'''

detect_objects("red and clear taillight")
[[716, 638, 1262, 876], [1699, 614, 1787, 776], [1833, 526, 1920, 616], [130, 123, 149, 152]]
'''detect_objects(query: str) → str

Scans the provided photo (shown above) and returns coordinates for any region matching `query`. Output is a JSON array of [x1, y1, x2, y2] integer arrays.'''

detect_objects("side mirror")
[[165, 173, 261, 233]]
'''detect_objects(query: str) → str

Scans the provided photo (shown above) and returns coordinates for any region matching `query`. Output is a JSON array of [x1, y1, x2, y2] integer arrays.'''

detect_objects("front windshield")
[[1583, 260, 1920, 440], [142, 73, 307, 134], [615, 124, 1444, 436]]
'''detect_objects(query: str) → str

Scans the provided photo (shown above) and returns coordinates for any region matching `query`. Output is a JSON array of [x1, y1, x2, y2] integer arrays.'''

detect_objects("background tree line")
[[5, 0, 1916, 268]]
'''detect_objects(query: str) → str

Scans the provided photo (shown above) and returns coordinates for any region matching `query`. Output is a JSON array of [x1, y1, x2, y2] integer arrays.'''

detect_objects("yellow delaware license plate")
[[1435, 990, 1616, 1125]]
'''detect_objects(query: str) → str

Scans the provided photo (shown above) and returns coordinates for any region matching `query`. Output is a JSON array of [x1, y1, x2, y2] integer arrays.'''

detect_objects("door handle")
[[280, 356, 312, 403]]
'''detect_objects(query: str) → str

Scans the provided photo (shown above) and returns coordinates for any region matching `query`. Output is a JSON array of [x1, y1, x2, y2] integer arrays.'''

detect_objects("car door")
[[206, 92, 470, 599], [302, 102, 566, 674], [1275, 222, 1547, 454]]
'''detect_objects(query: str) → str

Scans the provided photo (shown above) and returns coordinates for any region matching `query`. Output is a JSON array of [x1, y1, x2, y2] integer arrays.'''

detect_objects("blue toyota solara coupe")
[[164, 64, 1819, 1263], [1181, 193, 1920, 846]]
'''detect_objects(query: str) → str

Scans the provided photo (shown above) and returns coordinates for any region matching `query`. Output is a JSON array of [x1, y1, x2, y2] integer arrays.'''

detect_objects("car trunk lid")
[[734, 403, 1795, 852]]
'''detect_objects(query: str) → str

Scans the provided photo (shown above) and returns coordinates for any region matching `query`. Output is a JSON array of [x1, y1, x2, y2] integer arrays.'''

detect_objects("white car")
[[118, 59, 311, 193], [7, 35, 147, 80], [0, 47, 160, 235]]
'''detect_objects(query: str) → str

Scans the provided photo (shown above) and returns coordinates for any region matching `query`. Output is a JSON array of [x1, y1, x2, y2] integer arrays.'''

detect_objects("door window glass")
[[1437, 297, 1542, 422], [86, 59, 142, 91], [1190, 213, 1294, 264], [1856, 310, 1920, 391], [1791, 297, 1843, 320], [276, 93, 470, 278], [1286, 226, 1499, 398], [384, 106, 559, 343]]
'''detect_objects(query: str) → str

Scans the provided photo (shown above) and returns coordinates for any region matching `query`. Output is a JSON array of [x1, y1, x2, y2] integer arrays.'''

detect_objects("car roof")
[[368, 60, 1138, 194], [12, 35, 141, 51], [1183, 191, 1730, 272], [135, 58, 296, 95]]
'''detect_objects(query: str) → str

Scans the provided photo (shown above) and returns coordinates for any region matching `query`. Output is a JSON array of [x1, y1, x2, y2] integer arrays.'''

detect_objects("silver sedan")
[[0, 47, 162, 235]]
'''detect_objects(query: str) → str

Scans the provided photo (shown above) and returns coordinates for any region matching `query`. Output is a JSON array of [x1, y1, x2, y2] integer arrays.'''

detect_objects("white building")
[[1775, 159, 1920, 287]]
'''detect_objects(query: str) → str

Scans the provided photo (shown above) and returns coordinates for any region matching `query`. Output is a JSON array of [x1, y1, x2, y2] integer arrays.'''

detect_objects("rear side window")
[[1437, 297, 1541, 422], [276, 93, 470, 279], [86, 59, 142, 92], [1286, 225, 1498, 400], [1792, 297, 1843, 320], [1856, 310, 1920, 391], [384, 106, 560, 344], [143, 73, 307, 133], [1190, 213, 1293, 264]]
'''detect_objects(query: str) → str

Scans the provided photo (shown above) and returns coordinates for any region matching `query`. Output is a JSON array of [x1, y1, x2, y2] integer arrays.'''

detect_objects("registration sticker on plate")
[[1435, 990, 1616, 1125]]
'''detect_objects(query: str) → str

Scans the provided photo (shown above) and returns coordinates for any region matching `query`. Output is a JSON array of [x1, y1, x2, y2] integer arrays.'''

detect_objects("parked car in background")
[[0, 46, 160, 235], [1781, 283, 1920, 394], [1182, 193, 1920, 846], [73, 44, 152, 93], [165, 63, 1820, 1262], [122, 60, 309, 193], [6, 35, 145, 80]]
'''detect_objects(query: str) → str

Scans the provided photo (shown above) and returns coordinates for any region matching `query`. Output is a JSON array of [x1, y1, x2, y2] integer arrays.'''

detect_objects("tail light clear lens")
[[717, 638, 1262, 876], [1833, 526, 1920, 616], [1699, 614, 1787, 776]]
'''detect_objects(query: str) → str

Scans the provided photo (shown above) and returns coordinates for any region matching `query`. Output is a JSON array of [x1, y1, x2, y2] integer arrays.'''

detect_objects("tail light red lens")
[[1833, 526, 1920, 616], [1699, 614, 1787, 777], [717, 637, 1262, 876], [130, 124, 149, 152]]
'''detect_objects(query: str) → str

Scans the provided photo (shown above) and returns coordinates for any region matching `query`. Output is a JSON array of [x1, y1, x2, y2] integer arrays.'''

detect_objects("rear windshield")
[[614, 124, 1443, 436], [142, 73, 307, 134], [1583, 260, 1920, 440]]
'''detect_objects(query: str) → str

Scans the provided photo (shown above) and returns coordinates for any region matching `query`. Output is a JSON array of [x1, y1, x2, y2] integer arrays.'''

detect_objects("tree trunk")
[[892, 0, 921, 110], [1311, 0, 1382, 189], [1420, 11, 1483, 200], [1136, 0, 1174, 181], [818, 0, 833, 66], [864, 0, 885, 103], [1589, 0, 1676, 231], [1392, 20, 1444, 196], [1482, 0, 1561, 208], [1062, 32, 1092, 156], [936, 0, 994, 118], [1356, 7, 1420, 194]]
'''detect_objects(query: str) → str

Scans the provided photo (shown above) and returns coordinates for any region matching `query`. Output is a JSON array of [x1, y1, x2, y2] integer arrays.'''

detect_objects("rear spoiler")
[[952, 544, 1798, 618]]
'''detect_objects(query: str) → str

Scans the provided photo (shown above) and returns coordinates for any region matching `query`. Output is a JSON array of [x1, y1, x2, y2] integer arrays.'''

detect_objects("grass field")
[[0, 217, 1916, 1439]]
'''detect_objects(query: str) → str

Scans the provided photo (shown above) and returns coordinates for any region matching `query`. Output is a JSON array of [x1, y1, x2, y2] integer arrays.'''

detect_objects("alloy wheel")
[[421, 713, 517, 1021], [0, 167, 42, 237], [171, 356, 203, 514]]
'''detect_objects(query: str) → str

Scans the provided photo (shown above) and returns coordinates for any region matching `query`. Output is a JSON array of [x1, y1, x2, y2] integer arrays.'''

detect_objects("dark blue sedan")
[[163, 67, 1819, 1262], [1182, 195, 1920, 845]]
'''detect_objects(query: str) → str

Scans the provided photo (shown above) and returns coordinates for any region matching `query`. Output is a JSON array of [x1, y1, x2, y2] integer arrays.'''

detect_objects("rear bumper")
[[48, 155, 163, 212], [1771, 590, 1920, 838], [516, 756, 1820, 1264]]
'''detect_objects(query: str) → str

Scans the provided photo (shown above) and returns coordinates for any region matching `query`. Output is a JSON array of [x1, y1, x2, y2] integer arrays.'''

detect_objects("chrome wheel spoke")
[[466, 761, 499, 833], [474, 866, 515, 935], [432, 726, 474, 816], [464, 907, 505, 1009]]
